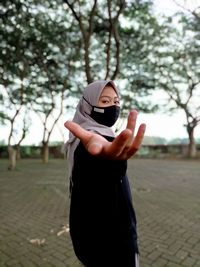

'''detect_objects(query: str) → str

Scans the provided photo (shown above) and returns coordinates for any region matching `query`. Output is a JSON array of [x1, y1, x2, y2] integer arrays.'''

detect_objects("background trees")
[[144, 5, 200, 157], [0, 0, 199, 169]]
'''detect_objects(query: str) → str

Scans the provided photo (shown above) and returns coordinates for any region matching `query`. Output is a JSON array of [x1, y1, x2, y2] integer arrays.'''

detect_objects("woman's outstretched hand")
[[64, 110, 146, 160]]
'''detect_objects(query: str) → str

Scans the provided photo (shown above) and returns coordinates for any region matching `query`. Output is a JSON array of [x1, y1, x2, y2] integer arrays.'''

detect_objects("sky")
[[153, 0, 200, 15], [153, 0, 180, 14], [1, 0, 200, 145]]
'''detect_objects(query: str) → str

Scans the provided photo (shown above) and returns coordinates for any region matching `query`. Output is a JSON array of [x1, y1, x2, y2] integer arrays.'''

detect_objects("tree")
[[63, 0, 161, 115], [26, 0, 79, 163], [0, 0, 81, 166], [0, 0, 32, 169], [63, 0, 126, 84], [118, 0, 160, 114], [147, 12, 200, 158]]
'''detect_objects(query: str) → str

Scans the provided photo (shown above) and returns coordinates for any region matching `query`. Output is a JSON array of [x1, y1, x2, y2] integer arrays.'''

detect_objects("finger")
[[64, 121, 92, 143], [105, 129, 132, 156], [126, 110, 137, 132], [126, 110, 138, 145], [127, 123, 146, 158], [87, 137, 103, 155]]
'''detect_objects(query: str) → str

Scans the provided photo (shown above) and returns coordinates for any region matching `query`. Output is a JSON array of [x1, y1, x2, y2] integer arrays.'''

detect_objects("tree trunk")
[[16, 145, 21, 160], [187, 127, 196, 158], [42, 142, 49, 163], [8, 146, 17, 170]]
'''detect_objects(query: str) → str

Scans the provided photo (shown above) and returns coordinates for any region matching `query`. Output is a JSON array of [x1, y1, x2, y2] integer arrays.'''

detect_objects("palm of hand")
[[64, 110, 146, 160]]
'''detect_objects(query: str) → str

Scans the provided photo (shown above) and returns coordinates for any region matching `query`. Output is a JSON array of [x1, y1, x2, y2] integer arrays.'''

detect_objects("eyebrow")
[[100, 95, 119, 100]]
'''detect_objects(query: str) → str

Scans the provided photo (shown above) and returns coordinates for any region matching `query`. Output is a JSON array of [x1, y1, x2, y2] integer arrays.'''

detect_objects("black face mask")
[[90, 105, 120, 127]]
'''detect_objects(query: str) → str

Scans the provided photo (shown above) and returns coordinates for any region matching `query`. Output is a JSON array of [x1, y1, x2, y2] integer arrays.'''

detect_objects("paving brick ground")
[[0, 158, 200, 267]]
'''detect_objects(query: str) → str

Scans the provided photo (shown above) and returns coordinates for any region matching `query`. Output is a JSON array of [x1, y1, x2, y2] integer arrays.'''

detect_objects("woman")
[[64, 80, 146, 267]]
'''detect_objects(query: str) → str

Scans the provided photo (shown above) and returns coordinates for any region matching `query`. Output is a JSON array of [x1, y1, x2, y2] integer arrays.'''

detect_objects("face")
[[97, 86, 120, 107]]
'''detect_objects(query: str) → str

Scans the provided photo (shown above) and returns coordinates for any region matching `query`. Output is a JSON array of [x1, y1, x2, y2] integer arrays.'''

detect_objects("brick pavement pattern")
[[0, 158, 200, 267]]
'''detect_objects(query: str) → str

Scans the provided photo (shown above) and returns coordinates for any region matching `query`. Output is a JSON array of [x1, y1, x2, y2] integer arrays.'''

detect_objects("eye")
[[114, 100, 120, 105], [101, 99, 110, 104], [100, 97, 111, 104]]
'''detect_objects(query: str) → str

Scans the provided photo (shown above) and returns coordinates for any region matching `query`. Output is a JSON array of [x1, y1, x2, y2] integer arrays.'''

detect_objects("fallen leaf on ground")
[[57, 225, 70, 236], [29, 238, 46, 246]]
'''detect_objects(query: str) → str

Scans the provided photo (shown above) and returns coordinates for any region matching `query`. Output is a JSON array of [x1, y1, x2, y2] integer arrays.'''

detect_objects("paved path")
[[0, 158, 200, 267]]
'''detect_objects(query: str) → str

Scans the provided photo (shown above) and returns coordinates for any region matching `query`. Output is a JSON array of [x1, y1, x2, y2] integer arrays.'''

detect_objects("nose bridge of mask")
[[93, 107, 104, 113]]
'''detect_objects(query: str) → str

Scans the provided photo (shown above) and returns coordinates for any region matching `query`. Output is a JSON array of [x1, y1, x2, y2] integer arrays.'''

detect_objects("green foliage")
[[1, 0, 199, 150], [0, 0, 83, 147], [117, 0, 161, 112], [152, 13, 200, 131]]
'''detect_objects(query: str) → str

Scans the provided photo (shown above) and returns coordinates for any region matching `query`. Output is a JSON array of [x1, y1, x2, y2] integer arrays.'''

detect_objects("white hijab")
[[66, 80, 120, 177]]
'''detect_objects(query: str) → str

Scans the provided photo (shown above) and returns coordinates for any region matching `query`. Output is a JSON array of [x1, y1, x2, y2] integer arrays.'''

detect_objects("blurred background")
[[1, 2, 200, 267], [0, 0, 200, 169]]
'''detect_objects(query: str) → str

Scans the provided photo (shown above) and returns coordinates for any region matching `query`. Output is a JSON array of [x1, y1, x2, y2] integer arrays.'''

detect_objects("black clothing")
[[69, 136, 139, 267]]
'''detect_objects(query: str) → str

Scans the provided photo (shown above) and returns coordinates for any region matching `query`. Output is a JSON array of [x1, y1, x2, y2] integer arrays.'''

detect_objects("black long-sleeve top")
[[69, 136, 139, 267]]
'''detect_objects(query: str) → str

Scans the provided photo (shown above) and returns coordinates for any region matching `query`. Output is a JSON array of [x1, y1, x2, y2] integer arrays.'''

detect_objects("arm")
[[64, 110, 146, 160]]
